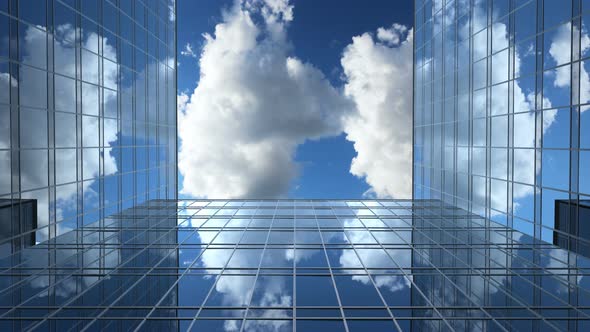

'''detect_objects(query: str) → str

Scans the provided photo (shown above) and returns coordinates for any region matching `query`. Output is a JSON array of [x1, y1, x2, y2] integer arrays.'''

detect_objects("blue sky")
[[176, 0, 414, 199], [177, 0, 413, 89], [172, 0, 589, 241]]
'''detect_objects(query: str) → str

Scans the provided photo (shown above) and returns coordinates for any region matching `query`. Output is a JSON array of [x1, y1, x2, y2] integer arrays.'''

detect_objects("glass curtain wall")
[[1, 199, 588, 331], [0, 0, 177, 254], [414, 0, 590, 250]]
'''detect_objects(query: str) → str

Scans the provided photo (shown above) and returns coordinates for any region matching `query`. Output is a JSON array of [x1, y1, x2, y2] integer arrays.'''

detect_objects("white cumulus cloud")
[[178, 0, 353, 198], [179, 0, 419, 200], [180, 43, 197, 58], [376, 23, 408, 46], [340, 24, 414, 199]]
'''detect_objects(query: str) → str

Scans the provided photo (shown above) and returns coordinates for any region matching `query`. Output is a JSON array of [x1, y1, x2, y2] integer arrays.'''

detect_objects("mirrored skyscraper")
[[3, 0, 590, 331], [413, 0, 590, 249], [0, 0, 177, 254], [2, 200, 589, 331]]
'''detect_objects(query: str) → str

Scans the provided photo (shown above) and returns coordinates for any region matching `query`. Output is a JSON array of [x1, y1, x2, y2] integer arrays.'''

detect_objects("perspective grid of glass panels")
[[413, 0, 590, 250], [0, 0, 178, 254], [1, 199, 589, 331]]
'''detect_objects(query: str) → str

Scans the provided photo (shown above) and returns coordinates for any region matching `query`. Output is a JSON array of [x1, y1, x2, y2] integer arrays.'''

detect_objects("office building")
[[2, 0, 590, 331], [0, 198, 36, 254], [0, 0, 178, 255], [553, 199, 590, 255], [413, 0, 590, 250], [1, 199, 589, 331]]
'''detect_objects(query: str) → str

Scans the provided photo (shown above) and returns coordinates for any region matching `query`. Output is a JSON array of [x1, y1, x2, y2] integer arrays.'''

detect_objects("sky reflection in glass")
[[1, 199, 589, 331]]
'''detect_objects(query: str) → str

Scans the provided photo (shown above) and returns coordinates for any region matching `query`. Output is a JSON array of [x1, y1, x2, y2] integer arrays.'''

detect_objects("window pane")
[[20, 149, 48, 190], [250, 275, 293, 307], [296, 276, 338, 306], [20, 109, 47, 148], [205, 275, 256, 306], [19, 65, 47, 109], [295, 249, 328, 268], [334, 275, 385, 306]]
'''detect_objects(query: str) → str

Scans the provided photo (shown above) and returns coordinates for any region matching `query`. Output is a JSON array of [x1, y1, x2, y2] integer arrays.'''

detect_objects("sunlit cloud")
[[180, 43, 197, 58], [340, 24, 414, 199], [178, 0, 353, 198]]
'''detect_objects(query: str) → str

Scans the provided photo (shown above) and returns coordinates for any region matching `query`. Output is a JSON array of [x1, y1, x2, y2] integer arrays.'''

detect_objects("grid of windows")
[[413, 0, 590, 248], [0, 0, 177, 253], [1, 199, 589, 331]]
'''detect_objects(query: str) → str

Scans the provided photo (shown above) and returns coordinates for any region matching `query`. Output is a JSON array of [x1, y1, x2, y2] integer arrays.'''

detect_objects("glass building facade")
[[0, 0, 178, 254], [413, 0, 590, 249], [1, 199, 589, 331], [2, 0, 590, 330]]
